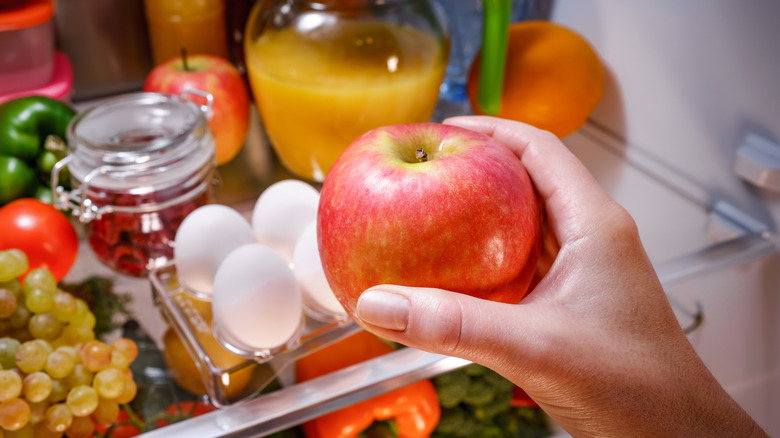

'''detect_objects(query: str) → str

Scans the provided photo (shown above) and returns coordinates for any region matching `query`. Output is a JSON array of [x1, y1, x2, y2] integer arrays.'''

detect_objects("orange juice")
[[144, 0, 229, 65], [245, 20, 446, 181]]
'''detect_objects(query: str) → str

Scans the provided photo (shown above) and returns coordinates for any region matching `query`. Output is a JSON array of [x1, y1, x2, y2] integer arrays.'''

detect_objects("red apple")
[[317, 123, 542, 318], [143, 54, 250, 166]]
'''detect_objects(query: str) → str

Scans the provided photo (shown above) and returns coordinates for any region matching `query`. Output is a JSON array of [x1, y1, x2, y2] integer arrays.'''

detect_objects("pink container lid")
[[0, 51, 72, 104]]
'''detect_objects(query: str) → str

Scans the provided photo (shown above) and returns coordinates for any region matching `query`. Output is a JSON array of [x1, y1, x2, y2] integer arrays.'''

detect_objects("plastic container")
[[0, 51, 73, 104], [53, 91, 218, 277], [0, 0, 55, 94]]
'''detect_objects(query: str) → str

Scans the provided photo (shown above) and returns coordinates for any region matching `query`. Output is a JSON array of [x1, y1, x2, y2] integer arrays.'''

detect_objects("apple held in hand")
[[143, 54, 249, 166], [317, 123, 542, 318]]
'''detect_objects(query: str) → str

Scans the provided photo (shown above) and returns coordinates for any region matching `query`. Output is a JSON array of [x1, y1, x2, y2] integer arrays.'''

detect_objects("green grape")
[[64, 385, 97, 417], [0, 397, 31, 431], [79, 312, 96, 330], [91, 397, 119, 426], [0, 369, 23, 401], [26, 400, 47, 425], [44, 402, 72, 433], [45, 350, 75, 380], [109, 349, 130, 371], [0, 250, 28, 283], [57, 324, 94, 346], [0, 279, 22, 298], [77, 340, 110, 372], [54, 346, 77, 362], [92, 368, 125, 400], [15, 340, 49, 374], [22, 269, 56, 297], [50, 292, 77, 323], [0, 288, 18, 319], [47, 380, 67, 404], [63, 365, 92, 390], [68, 300, 89, 326], [63, 413, 93, 438], [114, 375, 137, 404], [0, 337, 21, 369], [109, 338, 139, 371], [24, 289, 54, 315], [23, 372, 52, 403], [27, 313, 62, 342], [8, 304, 31, 329], [31, 340, 52, 356], [110, 338, 138, 363]]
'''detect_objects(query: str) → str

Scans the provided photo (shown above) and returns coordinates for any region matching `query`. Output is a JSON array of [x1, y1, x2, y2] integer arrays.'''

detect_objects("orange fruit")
[[467, 21, 605, 138], [161, 327, 253, 400], [161, 292, 253, 400]]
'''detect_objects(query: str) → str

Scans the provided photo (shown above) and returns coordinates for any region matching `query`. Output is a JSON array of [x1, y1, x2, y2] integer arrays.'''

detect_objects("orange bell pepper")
[[296, 330, 441, 438]]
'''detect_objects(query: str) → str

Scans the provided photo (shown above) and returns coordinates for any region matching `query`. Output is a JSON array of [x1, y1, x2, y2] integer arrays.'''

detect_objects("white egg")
[[212, 243, 303, 354], [174, 204, 255, 298], [252, 179, 320, 263], [293, 220, 349, 321]]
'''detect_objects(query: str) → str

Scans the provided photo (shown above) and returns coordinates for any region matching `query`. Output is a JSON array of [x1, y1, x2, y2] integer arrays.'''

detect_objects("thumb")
[[354, 285, 535, 367]]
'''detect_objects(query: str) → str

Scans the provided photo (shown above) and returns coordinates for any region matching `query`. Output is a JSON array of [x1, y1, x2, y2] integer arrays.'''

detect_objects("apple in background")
[[143, 54, 249, 166], [317, 123, 542, 318]]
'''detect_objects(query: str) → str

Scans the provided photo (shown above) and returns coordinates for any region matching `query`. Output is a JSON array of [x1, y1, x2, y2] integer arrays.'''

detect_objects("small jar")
[[54, 91, 217, 277]]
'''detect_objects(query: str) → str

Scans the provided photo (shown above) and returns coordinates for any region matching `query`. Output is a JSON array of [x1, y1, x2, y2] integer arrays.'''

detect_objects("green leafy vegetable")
[[432, 364, 550, 438]]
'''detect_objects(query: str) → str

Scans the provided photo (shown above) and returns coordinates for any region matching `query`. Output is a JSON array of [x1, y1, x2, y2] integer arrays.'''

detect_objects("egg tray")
[[149, 261, 362, 408]]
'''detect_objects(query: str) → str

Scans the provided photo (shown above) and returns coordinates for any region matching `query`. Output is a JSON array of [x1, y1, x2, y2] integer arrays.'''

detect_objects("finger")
[[444, 116, 621, 245], [355, 285, 540, 368]]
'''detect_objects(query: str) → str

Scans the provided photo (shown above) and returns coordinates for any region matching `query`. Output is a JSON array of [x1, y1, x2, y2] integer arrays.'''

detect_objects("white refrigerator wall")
[[549, 1, 780, 435]]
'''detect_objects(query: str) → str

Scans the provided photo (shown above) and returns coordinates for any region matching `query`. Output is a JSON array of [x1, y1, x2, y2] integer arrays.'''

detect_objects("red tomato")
[[0, 198, 79, 281], [155, 400, 217, 428], [93, 409, 143, 437], [511, 385, 539, 408]]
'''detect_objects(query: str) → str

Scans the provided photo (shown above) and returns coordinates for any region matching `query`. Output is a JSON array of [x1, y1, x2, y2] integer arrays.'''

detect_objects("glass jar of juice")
[[144, 0, 229, 65], [244, 0, 449, 182]]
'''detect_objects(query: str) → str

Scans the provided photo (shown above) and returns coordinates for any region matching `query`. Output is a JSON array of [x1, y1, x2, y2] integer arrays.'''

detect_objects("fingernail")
[[356, 289, 409, 331]]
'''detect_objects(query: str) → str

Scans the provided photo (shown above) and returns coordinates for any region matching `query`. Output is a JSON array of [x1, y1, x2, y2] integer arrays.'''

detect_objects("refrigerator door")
[[551, 0, 780, 435]]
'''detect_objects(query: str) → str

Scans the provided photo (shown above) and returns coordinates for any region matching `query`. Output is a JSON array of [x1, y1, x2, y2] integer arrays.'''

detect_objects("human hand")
[[353, 116, 765, 437]]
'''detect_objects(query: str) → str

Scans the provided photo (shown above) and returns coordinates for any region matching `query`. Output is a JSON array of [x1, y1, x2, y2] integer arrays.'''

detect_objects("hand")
[[353, 116, 766, 437]]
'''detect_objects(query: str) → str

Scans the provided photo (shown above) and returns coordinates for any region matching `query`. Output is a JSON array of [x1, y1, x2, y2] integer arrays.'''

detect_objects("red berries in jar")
[[55, 91, 217, 277]]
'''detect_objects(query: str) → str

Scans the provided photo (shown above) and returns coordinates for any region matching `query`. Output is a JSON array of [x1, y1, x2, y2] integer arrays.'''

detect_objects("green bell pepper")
[[0, 96, 76, 205]]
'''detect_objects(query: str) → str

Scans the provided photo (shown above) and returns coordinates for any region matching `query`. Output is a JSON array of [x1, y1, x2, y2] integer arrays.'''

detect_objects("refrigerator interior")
[[62, 0, 780, 436]]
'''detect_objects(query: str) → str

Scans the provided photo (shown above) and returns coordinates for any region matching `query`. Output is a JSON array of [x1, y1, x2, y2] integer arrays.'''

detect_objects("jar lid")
[[0, 0, 52, 31], [66, 91, 214, 190]]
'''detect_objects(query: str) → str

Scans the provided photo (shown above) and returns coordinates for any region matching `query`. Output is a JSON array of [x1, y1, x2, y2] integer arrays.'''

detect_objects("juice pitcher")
[[244, 0, 449, 182]]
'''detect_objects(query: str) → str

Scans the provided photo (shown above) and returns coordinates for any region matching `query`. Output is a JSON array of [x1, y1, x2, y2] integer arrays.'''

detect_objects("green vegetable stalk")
[[0, 95, 76, 205]]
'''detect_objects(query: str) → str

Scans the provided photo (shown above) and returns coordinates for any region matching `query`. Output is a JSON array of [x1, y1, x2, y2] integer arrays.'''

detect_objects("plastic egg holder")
[[150, 261, 360, 407], [152, 180, 358, 406], [53, 90, 218, 277]]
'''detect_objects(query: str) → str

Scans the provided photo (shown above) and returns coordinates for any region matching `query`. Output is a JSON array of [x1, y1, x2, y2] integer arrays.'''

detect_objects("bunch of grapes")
[[0, 249, 139, 437]]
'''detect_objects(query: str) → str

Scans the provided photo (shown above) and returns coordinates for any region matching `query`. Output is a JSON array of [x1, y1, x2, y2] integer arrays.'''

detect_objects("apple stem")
[[416, 148, 428, 162], [181, 47, 189, 72]]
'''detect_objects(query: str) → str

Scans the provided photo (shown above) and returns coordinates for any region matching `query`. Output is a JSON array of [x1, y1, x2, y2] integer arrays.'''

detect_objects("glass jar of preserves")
[[244, 0, 449, 182], [54, 91, 217, 277]]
